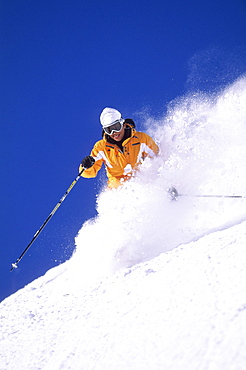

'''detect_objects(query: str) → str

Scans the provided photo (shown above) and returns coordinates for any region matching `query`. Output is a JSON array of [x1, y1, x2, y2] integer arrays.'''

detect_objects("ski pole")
[[168, 187, 246, 201], [180, 194, 245, 199], [10, 169, 84, 272]]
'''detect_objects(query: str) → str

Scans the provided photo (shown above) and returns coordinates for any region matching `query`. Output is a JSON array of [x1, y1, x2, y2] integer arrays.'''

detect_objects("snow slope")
[[1, 223, 246, 370], [1, 76, 246, 369]]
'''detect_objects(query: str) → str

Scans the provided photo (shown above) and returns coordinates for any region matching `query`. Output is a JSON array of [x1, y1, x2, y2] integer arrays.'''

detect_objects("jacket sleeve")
[[146, 133, 159, 155], [139, 132, 159, 159], [79, 141, 104, 178]]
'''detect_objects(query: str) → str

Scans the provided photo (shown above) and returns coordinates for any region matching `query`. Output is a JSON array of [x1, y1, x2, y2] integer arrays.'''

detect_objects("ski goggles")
[[103, 119, 124, 135]]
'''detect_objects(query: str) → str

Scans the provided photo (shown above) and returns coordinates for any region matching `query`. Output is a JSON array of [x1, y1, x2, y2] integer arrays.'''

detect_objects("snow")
[[1, 76, 246, 369]]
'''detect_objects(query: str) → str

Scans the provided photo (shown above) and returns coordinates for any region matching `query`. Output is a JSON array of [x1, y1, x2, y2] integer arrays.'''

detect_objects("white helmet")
[[100, 107, 124, 128]]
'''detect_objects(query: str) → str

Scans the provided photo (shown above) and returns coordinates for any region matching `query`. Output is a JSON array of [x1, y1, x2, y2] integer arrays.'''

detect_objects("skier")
[[79, 107, 159, 188]]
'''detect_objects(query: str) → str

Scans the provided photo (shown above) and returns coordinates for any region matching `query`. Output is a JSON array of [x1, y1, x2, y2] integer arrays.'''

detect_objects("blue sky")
[[1, 0, 245, 302]]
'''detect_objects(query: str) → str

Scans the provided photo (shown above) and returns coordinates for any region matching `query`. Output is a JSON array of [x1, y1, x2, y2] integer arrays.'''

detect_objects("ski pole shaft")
[[179, 194, 245, 199], [10, 169, 84, 272], [167, 187, 246, 201]]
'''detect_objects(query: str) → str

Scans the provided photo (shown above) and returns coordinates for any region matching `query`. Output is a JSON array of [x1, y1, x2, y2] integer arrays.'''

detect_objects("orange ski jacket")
[[80, 125, 159, 188]]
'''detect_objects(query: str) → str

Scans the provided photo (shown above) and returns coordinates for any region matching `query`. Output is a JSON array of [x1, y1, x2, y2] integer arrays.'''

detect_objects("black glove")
[[81, 155, 95, 169]]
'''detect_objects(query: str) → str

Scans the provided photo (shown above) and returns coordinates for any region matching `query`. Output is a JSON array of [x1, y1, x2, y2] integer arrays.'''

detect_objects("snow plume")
[[1, 76, 246, 370], [69, 75, 246, 284]]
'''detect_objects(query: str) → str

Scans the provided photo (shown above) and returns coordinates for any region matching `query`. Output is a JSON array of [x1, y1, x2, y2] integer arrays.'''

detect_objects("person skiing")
[[79, 107, 159, 188]]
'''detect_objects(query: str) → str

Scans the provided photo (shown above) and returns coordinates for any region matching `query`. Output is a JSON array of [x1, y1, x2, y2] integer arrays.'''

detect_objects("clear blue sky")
[[1, 0, 245, 302]]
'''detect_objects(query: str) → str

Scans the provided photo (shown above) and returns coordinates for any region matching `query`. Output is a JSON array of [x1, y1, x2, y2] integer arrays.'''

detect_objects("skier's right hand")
[[81, 155, 95, 169]]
